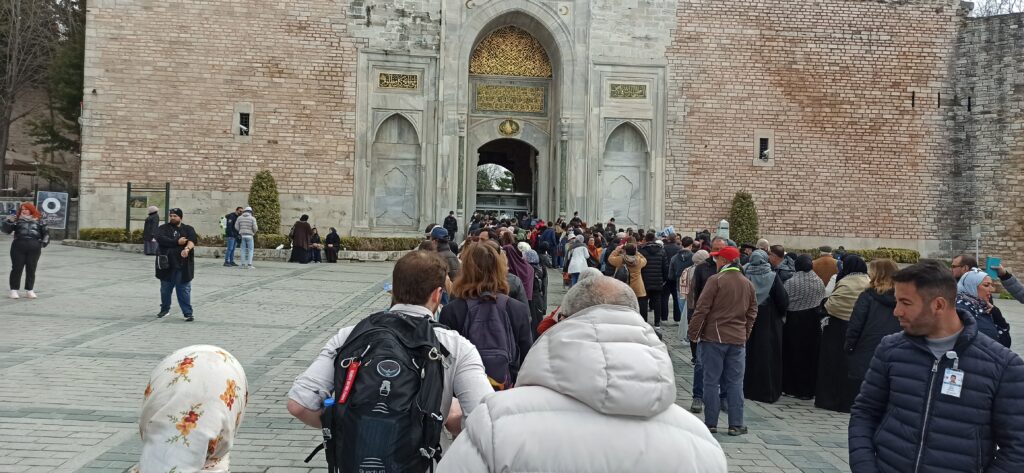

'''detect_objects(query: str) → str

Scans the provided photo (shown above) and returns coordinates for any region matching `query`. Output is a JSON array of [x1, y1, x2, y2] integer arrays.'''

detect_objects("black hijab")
[[794, 254, 814, 272], [837, 254, 868, 282]]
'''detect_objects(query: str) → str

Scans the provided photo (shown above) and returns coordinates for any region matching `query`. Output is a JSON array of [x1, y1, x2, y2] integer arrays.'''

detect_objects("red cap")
[[710, 246, 741, 261]]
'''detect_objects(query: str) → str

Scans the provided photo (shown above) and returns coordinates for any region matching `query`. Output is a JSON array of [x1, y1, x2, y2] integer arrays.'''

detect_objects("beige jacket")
[[608, 247, 648, 298]]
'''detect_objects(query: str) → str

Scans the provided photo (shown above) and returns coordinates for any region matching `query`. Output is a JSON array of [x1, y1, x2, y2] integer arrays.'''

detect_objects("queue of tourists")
[[14, 202, 1021, 472]]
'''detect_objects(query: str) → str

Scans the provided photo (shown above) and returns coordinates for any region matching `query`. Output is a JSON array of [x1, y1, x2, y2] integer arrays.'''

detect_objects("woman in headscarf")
[[565, 234, 591, 287], [587, 236, 601, 262], [815, 254, 870, 412], [781, 255, 827, 400], [130, 345, 247, 473], [308, 227, 323, 263], [324, 228, 341, 263], [524, 248, 548, 337], [957, 269, 1011, 347], [743, 250, 790, 403], [288, 215, 312, 264], [499, 231, 534, 300], [845, 259, 901, 395]]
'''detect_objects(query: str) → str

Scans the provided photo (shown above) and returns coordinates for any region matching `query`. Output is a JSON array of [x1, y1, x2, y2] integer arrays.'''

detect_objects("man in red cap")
[[687, 245, 758, 436]]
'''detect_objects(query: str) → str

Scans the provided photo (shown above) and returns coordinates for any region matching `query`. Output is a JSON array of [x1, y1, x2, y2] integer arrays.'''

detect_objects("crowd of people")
[[10, 202, 1023, 472]]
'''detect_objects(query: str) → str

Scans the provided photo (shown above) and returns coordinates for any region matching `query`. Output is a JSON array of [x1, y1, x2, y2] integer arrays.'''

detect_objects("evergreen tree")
[[728, 191, 759, 246], [249, 170, 281, 233]]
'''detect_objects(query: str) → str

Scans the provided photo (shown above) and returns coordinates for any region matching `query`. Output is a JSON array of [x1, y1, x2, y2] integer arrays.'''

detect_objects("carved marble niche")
[[371, 115, 420, 228], [601, 122, 648, 228]]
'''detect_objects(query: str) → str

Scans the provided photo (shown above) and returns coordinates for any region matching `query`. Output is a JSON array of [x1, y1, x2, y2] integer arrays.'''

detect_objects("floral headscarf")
[[131, 345, 248, 473]]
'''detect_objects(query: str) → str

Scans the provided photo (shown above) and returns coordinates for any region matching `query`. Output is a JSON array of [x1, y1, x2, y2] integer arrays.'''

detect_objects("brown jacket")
[[687, 265, 758, 345], [608, 247, 648, 298], [812, 254, 838, 286]]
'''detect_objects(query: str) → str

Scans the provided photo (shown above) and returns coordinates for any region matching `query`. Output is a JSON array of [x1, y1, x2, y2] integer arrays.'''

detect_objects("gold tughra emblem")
[[498, 119, 521, 136]]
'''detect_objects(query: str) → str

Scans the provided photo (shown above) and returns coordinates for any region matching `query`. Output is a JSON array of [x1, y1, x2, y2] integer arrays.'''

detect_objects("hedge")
[[249, 170, 281, 234], [787, 247, 921, 264], [76, 228, 419, 252]]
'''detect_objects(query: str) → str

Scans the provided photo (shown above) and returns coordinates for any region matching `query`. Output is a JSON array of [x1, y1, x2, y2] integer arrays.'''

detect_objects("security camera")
[[238, 124, 249, 132], [759, 150, 771, 161]]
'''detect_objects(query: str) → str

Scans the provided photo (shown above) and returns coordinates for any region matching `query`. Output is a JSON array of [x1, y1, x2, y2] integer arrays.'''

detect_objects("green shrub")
[[338, 237, 421, 252], [255, 234, 289, 249], [79, 228, 130, 243], [728, 191, 758, 246], [787, 247, 921, 264], [199, 234, 225, 246], [999, 291, 1015, 300], [249, 170, 281, 234]]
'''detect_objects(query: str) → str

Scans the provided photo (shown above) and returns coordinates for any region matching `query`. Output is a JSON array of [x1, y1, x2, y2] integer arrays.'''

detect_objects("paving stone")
[[2, 245, 1020, 472]]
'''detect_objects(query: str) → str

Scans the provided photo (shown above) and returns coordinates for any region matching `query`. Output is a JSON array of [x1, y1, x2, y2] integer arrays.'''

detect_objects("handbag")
[[156, 254, 170, 270]]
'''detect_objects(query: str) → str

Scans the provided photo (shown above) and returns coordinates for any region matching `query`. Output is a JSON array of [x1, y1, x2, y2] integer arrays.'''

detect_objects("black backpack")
[[461, 294, 518, 391], [613, 264, 631, 284], [305, 311, 448, 473]]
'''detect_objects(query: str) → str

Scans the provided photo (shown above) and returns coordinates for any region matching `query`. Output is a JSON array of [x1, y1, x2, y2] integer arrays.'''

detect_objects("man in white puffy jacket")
[[436, 275, 727, 473]]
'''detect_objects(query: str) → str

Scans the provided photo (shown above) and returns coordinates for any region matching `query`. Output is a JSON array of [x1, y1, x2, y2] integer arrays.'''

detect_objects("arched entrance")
[[476, 139, 537, 217], [463, 21, 558, 219]]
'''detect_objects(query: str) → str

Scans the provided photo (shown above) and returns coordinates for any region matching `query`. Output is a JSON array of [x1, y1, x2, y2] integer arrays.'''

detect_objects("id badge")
[[941, 368, 964, 398]]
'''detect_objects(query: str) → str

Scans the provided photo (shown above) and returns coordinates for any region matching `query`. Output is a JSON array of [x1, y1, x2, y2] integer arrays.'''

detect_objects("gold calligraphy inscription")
[[476, 85, 545, 113], [610, 83, 647, 99], [470, 26, 552, 78], [378, 73, 419, 90]]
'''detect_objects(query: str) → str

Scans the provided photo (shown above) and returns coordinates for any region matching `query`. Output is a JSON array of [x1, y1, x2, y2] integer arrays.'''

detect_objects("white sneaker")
[[248, 265, 255, 269], [8, 290, 19, 299], [26, 290, 37, 299]]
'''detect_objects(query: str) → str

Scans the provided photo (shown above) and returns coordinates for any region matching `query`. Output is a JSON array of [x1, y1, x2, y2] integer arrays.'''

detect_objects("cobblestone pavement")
[[2, 245, 1022, 472]]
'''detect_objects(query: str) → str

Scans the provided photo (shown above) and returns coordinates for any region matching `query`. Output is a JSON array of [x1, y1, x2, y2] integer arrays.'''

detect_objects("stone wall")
[[952, 13, 1024, 269], [81, 0, 362, 235], [664, 0, 964, 253]]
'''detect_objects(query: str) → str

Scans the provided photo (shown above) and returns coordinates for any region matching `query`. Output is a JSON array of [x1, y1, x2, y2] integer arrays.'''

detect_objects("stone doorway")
[[475, 138, 537, 218]]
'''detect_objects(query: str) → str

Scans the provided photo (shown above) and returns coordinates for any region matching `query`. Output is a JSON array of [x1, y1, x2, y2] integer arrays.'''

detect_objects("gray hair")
[[561, 274, 640, 317], [756, 239, 770, 251]]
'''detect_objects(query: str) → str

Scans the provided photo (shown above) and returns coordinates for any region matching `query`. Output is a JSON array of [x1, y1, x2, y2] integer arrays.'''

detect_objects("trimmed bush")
[[80, 228, 130, 243], [249, 170, 281, 234], [787, 247, 921, 264], [338, 237, 421, 252], [256, 234, 290, 249], [728, 191, 758, 246]]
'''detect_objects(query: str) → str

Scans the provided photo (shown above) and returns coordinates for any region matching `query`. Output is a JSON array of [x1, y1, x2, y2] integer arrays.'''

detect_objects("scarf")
[[784, 270, 826, 311], [587, 243, 600, 261], [957, 269, 988, 299], [503, 244, 534, 300], [524, 249, 540, 265], [132, 345, 248, 473], [744, 250, 776, 305]]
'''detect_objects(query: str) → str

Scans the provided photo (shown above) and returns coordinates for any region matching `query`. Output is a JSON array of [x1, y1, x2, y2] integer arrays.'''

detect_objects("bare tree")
[[0, 0, 57, 189], [971, 0, 1024, 16]]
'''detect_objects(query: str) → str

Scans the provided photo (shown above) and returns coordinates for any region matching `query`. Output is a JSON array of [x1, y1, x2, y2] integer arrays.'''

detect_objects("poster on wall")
[[35, 191, 69, 230]]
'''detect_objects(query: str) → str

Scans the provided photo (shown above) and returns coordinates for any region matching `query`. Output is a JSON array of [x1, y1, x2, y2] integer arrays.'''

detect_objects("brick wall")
[[952, 13, 1024, 270], [664, 0, 964, 246], [81, 0, 360, 199]]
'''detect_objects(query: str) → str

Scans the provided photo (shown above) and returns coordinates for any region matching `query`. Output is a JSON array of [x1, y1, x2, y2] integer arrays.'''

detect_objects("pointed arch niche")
[[371, 115, 421, 228], [601, 122, 649, 228]]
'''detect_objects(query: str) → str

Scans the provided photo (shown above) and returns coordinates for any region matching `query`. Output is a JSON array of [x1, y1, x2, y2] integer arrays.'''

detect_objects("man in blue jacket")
[[849, 260, 1024, 473]]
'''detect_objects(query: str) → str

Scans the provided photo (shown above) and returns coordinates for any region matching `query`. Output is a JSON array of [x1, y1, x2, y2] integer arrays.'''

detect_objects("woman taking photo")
[[3, 202, 49, 299], [440, 242, 533, 390]]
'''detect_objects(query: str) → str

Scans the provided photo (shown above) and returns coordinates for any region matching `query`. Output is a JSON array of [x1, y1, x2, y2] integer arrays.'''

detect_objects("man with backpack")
[[287, 250, 492, 472]]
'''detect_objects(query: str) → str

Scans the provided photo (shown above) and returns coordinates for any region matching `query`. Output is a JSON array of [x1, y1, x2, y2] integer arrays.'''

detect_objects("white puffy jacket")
[[436, 305, 727, 473]]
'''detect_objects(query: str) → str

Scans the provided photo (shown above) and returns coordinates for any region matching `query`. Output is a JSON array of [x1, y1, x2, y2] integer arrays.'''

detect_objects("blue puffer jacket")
[[849, 309, 1024, 473]]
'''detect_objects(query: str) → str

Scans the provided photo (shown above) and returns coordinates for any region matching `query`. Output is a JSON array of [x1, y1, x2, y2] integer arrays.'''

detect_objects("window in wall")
[[238, 113, 250, 136], [758, 138, 770, 161]]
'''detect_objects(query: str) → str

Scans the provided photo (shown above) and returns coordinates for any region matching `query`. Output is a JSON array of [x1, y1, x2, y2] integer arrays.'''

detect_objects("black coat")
[[669, 250, 694, 282], [444, 215, 459, 234], [225, 212, 239, 238], [155, 222, 197, 283], [691, 259, 718, 305], [439, 294, 534, 383], [849, 310, 1024, 473], [143, 212, 160, 240], [845, 289, 900, 381], [637, 242, 667, 292], [745, 274, 790, 403]]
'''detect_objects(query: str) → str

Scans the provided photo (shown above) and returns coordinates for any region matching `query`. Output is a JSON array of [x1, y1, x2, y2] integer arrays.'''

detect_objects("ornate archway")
[[464, 23, 557, 218]]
